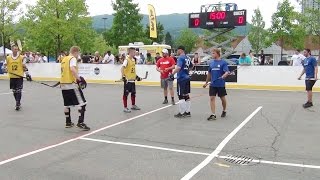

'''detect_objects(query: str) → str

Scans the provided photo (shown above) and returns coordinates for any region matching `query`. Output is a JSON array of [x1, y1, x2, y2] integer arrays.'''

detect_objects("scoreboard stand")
[[189, 3, 246, 58]]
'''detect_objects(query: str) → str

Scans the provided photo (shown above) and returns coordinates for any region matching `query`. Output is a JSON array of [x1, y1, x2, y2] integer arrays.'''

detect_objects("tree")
[[301, 0, 320, 56], [270, 0, 306, 60], [175, 28, 198, 53], [165, 32, 173, 47], [21, 0, 96, 57], [145, 22, 165, 43], [248, 8, 271, 55], [0, 0, 22, 55], [105, 0, 145, 47]]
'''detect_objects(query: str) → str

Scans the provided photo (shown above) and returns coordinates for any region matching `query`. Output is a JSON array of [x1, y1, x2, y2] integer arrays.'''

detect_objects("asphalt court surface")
[[0, 80, 320, 179]]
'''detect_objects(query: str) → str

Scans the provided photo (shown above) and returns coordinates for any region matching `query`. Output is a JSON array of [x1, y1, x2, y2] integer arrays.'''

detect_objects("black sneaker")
[[65, 122, 74, 128], [207, 114, 217, 121], [174, 113, 185, 118], [184, 112, 191, 117], [15, 102, 21, 111], [303, 102, 313, 108], [221, 111, 227, 118], [163, 99, 168, 104], [77, 123, 90, 131]]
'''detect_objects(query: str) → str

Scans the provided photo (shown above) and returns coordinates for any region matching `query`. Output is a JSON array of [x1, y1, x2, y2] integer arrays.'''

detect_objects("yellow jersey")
[[6, 55, 25, 78], [60, 56, 77, 84], [123, 56, 136, 80]]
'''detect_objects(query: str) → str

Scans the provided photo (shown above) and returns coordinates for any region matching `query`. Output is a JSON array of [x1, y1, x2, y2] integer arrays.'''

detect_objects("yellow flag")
[[148, 4, 157, 39]]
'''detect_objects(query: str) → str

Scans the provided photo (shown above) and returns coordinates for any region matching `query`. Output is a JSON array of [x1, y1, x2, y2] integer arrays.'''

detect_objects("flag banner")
[[148, 4, 157, 38]]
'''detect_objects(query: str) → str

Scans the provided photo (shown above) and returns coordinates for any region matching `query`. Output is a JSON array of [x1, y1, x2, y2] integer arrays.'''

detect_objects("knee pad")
[[131, 92, 136, 97], [123, 91, 129, 97], [178, 95, 184, 100], [184, 95, 190, 101], [78, 105, 86, 113]]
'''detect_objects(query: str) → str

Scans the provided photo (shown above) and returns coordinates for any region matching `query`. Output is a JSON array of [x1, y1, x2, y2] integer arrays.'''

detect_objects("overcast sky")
[[22, 0, 300, 28]]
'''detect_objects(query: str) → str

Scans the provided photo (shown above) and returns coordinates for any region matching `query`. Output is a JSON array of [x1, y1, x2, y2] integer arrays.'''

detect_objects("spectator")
[[103, 50, 115, 64], [140, 53, 145, 64], [92, 51, 102, 64], [25, 51, 34, 63], [155, 52, 161, 62], [239, 53, 251, 66], [260, 50, 265, 65], [170, 53, 177, 64], [290, 49, 305, 66], [134, 51, 142, 64], [192, 53, 200, 65], [145, 53, 154, 65], [57, 51, 66, 63], [82, 53, 91, 63]]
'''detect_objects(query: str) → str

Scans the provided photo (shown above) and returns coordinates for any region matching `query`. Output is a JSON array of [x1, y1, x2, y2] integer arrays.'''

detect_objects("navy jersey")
[[177, 55, 192, 82], [303, 56, 317, 78], [208, 59, 229, 87]]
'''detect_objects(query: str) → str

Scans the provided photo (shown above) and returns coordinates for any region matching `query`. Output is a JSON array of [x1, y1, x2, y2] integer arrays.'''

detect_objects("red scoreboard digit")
[[188, 13, 201, 28]]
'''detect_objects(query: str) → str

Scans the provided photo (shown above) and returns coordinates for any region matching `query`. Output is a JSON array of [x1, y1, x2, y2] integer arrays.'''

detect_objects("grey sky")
[[22, 0, 300, 28]]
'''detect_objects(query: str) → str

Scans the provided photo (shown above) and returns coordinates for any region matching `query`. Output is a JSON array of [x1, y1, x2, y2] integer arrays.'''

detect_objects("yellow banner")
[[148, 4, 157, 39]]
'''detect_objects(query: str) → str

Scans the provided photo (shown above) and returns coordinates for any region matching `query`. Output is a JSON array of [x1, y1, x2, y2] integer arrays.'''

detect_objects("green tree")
[[21, 0, 95, 57], [301, 0, 320, 56], [175, 28, 198, 53], [248, 8, 271, 55], [270, 0, 306, 59], [105, 0, 145, 47], [145, 22, 165, 43], [0, 0, 21, 54], [165, 32, 173, 47]]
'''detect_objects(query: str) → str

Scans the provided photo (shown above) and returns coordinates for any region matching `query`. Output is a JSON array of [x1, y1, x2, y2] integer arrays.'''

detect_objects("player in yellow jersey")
[[60, 46, 90, 131], [121, 47, 142, 113], [2, 45, 32, 110]]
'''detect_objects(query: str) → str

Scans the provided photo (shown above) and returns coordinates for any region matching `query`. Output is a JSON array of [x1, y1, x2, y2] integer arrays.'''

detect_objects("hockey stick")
[[115, 71, 149, 83], [204, 66, 241, 87], [8, 72, 60, 88], [299, 78, 319, 80]]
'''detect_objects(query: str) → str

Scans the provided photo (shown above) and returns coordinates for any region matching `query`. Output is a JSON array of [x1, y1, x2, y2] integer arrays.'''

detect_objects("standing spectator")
[[82, 53, 91, 63], [24, 51, 34, 63], [103, 51, 115, 64], [260, 50, 265, 65], [92, 51, 102, 64], [171, 53, 177, 64], [134, 51, 142, 64], [42, 54, 48, 63], [192, 53, 200, 65], [290, 49, 305, 66], [140, 53, 145, 64], [155, 52, 161, 62], [238, 53, 251, 66], [57, 51, 66, 63], [145, 53, 154, 65]]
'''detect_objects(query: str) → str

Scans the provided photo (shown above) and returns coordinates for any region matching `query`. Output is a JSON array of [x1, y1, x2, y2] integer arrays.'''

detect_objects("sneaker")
[[174, 113, 185, 118], [162, 99, 168, 104], [123, 108, 131, 113], [171, 99, 176, 105], [207, 114, 217, 121], [131, 105, 141, 110], [65, 122, 75, 128], [184, 112, 191, 117], [15, 102, 21, 111], [76, 123, 90, 131], [303, 102, 313, 108], [221, 111, 227, 118]]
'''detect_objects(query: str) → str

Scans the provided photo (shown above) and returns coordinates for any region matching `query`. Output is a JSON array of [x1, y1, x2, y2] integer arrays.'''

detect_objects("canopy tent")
[[0, 46, 12, 56]]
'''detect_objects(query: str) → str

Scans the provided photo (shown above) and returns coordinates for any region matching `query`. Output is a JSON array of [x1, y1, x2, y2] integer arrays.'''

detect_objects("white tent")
[[0, 46, 12, 56]]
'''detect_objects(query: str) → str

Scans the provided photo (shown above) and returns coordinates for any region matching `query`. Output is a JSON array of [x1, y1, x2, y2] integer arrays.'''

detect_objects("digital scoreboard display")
[[189, 10, 246, 29]]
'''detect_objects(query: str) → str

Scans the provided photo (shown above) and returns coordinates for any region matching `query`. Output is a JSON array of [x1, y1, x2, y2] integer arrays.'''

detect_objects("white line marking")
[[181, 106, 263, 180], [0, 92, 13, 95], [81, 137, 320, 170], [80, 137, 211, 156], [0, 104, 174, 166]]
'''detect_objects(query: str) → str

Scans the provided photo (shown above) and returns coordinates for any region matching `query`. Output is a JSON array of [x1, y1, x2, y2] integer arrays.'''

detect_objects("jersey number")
[[131, 67, 135, 73], [12, 65, 18, 71], [184, 58, 191, 70]]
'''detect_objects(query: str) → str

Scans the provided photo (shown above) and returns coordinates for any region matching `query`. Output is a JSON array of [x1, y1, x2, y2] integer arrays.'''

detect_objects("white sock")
[[185, 100, 191, 113], [178, 100, 185, 114]]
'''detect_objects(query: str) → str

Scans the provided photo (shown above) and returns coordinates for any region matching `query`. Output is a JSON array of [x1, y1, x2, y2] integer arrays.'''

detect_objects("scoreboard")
[[189, 10, 247, 29]]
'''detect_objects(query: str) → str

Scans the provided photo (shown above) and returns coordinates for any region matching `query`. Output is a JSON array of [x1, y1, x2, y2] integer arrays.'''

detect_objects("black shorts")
[[209, 86, 227, 97], [62, 88, 87, 107], [10, 78, 23, 90], [124, 82, 136, 95], [305, 80, 316, 91], [177, 79, 191, 96]]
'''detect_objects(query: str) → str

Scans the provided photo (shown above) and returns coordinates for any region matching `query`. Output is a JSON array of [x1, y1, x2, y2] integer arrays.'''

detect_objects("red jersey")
[[156, 57, 176, 79]]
